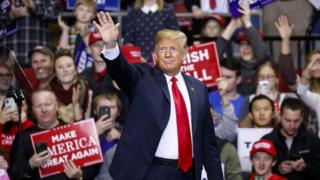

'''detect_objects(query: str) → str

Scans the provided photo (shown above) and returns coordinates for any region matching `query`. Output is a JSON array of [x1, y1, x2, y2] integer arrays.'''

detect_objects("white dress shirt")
[[155, 73, 193, 159]]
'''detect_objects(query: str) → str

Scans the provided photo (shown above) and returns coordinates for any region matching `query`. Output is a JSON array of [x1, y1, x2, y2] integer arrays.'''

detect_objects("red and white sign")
[[30, 119, 103, 178], [182, 42, 221, 88], [120, 44, 146, 64]]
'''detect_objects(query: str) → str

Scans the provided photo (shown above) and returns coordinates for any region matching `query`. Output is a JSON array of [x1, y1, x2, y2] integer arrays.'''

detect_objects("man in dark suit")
[[94, 12, 223, 180]]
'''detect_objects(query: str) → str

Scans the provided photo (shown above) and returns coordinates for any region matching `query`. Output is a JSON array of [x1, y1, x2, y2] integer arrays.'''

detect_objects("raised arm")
[[94, 12, 120, 49], [276, 15, 297, 89], [94, 12, 141, 94], [239, 0, 269, 63]]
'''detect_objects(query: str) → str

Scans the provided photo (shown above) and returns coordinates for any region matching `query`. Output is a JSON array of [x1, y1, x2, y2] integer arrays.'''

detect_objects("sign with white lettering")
[[182, 42, 221, 88], [120, 45, 145, 64], [237, 128, 272, 172], [30, 119, 103, 178]]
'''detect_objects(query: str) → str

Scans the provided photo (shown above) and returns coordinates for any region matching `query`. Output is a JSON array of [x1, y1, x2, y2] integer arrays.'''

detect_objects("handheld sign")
[[237, 128, 273, 172], [182, 42, 221, 88], [30, 119, 103, 178], [229, 0, 275, 17]]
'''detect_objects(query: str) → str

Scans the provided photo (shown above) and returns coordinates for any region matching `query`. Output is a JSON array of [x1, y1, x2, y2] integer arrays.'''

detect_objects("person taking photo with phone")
[[92, 92, 122, 154], [0, 63, 34, 162]]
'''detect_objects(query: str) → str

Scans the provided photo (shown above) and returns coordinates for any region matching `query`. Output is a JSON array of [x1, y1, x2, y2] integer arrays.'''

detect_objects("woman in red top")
[[0, 100, 34, 162], [0, 63, 33, 161]]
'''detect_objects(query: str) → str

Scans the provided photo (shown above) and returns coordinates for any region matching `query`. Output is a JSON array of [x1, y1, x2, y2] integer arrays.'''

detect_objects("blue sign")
[[67, 0, 120, 11], [0, 0, 18, 39], [229, 0, 275, 17]]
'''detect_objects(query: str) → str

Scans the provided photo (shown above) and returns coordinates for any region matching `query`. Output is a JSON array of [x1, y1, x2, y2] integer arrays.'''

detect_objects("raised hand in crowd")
[[58, 14, 70, 50], [191, 5, 205, 18], [221, 18, 242, 41], [299, 58, 320, 85], [216, 77, 230, 105], [93, 12, 120, 49], [275, 15, 295, 55], [238, 0, 252, 28], [64, 160, 83, 179], [72, 84, 83, 121]]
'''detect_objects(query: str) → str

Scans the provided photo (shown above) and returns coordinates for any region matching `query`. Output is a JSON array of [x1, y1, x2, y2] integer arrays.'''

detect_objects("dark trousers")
[[143, 157, 195, 180]]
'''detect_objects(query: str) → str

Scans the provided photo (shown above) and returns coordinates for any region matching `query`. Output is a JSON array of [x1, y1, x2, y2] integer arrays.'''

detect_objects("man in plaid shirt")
[[0, 0, 59, 67]]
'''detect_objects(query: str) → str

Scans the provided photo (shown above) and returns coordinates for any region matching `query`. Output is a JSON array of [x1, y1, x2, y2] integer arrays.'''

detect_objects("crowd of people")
[[1, 0, 320, 180]]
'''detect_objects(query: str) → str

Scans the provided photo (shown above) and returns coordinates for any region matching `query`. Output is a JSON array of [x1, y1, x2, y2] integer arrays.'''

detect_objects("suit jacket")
[[102, 52, 223, 180]]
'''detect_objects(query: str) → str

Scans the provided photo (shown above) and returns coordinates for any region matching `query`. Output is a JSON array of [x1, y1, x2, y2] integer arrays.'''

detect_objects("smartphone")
[[258, 80, 270, 95], [99, 106, 111, 120], [4, 97, 17, 113], [35, 142, 48, 155]]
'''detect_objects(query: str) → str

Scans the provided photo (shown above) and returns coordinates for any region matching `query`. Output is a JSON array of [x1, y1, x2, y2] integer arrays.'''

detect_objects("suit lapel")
[[152, 67, 170, 101], [183, 75, 198, 136], [152, 67, 170, 131]]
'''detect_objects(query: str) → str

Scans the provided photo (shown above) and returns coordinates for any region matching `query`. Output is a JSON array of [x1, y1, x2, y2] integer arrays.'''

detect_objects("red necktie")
[[171, 77, 192, 173], [210, 0, 216, 9]]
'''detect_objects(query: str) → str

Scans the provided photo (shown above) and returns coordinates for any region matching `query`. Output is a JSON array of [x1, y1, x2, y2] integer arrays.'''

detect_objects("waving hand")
[[93, 12, 120, 49]]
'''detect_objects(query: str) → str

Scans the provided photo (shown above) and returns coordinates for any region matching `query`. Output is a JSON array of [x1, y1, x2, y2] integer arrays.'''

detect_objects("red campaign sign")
[[30, 119, 103, 178], [120, 44, 146, 64], [182, 42, 221, 88]]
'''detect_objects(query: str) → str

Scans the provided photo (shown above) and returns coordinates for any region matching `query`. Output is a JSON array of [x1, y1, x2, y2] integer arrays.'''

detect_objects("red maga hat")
[[88, 32, 103, 46], [250, 139, 276, 159]]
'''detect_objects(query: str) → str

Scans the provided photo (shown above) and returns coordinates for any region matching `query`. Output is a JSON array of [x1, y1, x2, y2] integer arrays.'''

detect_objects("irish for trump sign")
[[30, 119, 103, 178], [182, 42, 221, 88]]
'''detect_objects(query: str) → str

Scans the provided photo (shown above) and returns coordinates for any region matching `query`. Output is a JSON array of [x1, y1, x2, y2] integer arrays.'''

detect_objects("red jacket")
[[0, 119, 34, 161], [250, 173, 287, 180]]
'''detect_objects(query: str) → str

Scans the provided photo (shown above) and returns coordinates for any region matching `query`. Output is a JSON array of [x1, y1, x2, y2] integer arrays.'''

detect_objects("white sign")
[[237, 128, 273, 172]]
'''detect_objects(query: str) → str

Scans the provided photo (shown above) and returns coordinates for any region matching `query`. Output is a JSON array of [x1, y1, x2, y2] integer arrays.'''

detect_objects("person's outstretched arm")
[[276, 15, 297, 89]]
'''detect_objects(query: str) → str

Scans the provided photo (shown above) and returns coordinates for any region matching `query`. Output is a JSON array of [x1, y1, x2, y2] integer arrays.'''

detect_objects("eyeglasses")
[[258, 75, 276, 80], [0, 73, 12, 79]]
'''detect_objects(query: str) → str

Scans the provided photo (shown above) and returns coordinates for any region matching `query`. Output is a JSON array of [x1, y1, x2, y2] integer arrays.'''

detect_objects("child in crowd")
[[250, 139, 287, 180], [241, 95, 276, 128], [94, 92, 123, 180], [58, 0, 96, 73]]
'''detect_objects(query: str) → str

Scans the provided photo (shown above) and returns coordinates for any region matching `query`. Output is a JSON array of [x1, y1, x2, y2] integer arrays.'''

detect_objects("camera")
[[98, 106, 111, 120], [35, 142, 48, 155]]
